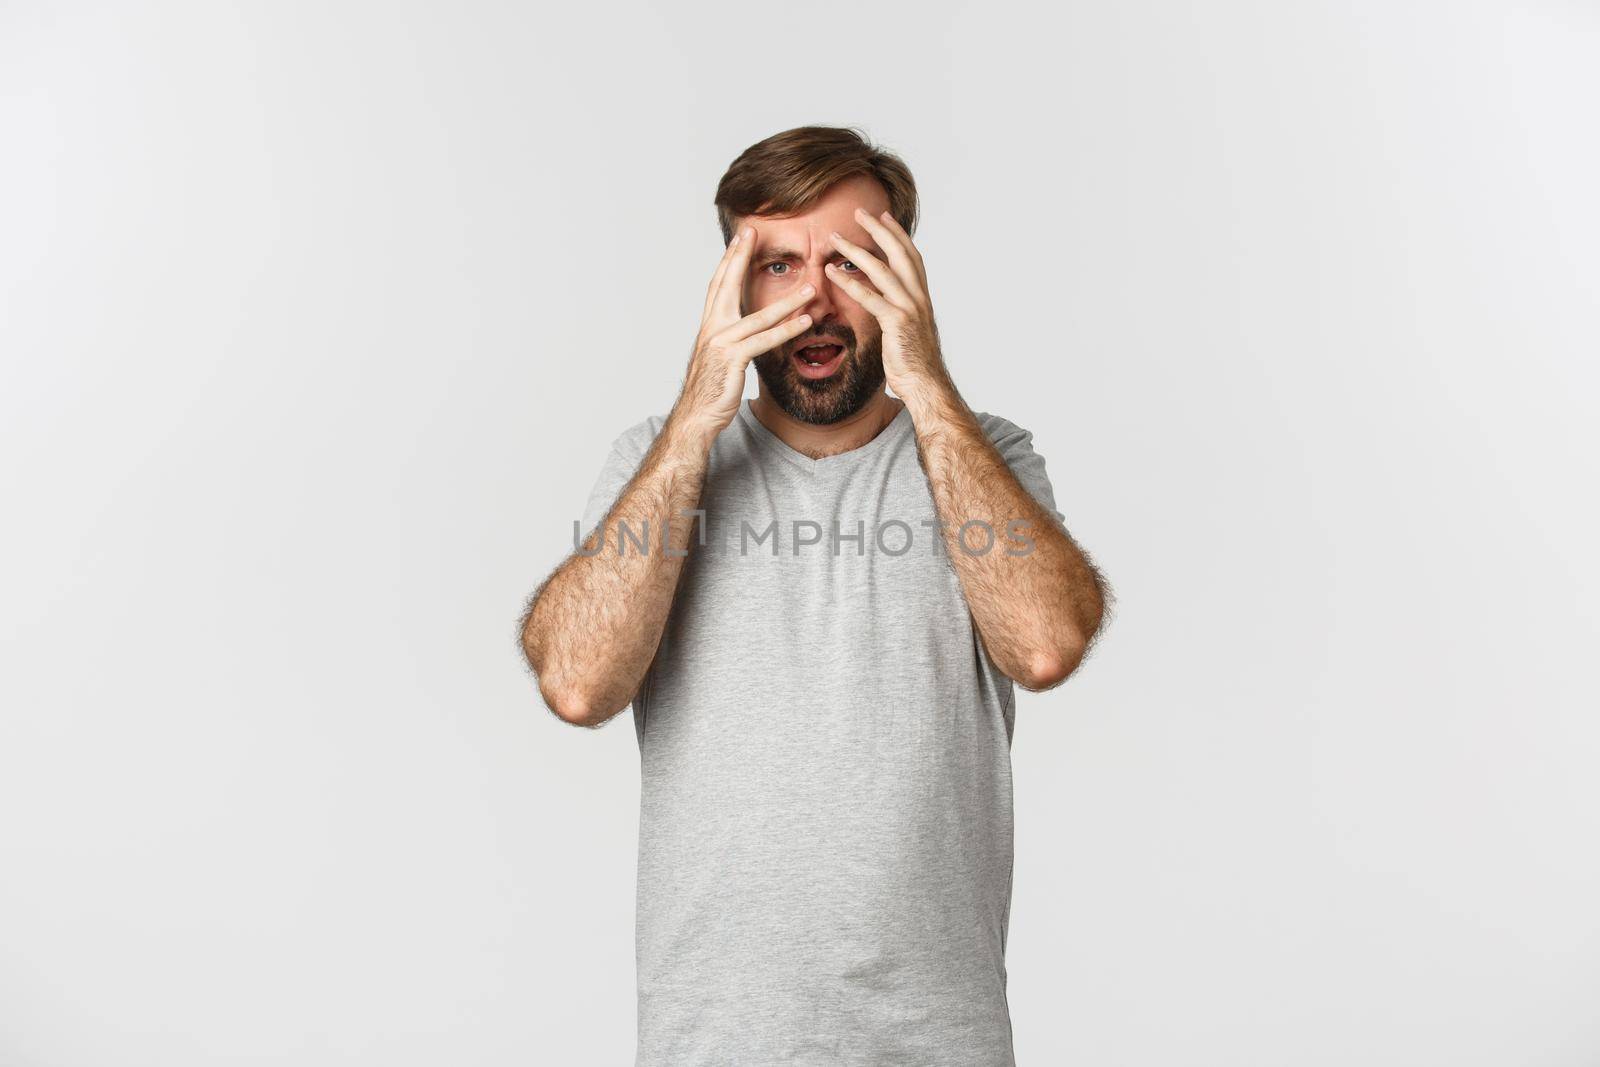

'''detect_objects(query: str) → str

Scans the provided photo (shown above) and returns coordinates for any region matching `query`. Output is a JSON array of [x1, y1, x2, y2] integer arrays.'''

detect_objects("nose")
[[797, 262, 838, 321]]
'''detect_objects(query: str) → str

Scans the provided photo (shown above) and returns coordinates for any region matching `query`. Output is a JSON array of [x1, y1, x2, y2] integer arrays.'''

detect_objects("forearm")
[[522, 409, 715, 725], [904, 371, 1107, 690]]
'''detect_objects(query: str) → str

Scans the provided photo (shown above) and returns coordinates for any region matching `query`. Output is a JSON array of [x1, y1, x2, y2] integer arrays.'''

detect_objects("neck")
[[748, 390, 904, 460]]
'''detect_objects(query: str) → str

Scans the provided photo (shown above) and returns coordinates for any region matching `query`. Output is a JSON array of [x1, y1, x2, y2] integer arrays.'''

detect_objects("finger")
[[702, 230, 745, 321], [721, 283, 816, 345], [852, 210, 928, 306], [727, 311, 814, 365], [871, 210, 928, 294], [828, 232, 916, 313], [824, 262, 899, 320], [711, 225, 757, 322]]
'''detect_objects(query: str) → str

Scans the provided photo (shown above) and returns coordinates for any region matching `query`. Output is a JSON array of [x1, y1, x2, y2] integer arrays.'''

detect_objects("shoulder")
[[604, 413, 670, 462], [970, 408, 1063, 518], [970, 410, 1038, 453]]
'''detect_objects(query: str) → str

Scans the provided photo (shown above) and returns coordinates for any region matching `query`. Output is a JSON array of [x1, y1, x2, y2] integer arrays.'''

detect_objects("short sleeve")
[[578, 416, 665, 539], [976, 412, 1066, 527]]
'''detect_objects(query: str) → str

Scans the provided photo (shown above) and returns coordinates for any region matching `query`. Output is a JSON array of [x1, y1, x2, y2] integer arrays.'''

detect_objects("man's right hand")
[[675, 226, 817, 439], [524, 228, 814, 727]]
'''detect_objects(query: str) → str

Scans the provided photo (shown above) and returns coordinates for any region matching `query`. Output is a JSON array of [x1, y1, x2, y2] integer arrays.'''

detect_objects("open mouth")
[[793, 341, 845, 380]]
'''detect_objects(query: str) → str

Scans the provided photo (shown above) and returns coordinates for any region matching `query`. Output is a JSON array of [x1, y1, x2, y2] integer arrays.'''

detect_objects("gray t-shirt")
[[576, 398, 1064, 1067]]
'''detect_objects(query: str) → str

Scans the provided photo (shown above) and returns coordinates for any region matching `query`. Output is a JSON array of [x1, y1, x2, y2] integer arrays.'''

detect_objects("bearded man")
[[521, 124, 1112, 1066]]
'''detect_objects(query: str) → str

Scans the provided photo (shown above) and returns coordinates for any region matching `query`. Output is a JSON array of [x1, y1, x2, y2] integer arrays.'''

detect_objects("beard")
[[752, 325, 886, 426]]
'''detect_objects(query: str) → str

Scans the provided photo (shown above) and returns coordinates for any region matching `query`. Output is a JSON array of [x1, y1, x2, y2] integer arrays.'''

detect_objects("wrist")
[[662, 404, 722, 459], [897, 367, 964, 425]]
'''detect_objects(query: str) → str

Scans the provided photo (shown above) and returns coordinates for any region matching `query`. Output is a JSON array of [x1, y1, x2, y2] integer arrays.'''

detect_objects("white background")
[[3, 2, 1597, 1064]]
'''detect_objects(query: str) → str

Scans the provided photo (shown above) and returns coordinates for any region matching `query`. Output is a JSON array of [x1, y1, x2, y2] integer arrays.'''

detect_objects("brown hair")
[[713, 125, 919, 245]]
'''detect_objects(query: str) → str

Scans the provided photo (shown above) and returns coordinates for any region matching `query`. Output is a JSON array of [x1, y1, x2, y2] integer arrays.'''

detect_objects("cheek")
[[749, 276, 796, 309], [846, 307, 879, 337], [744, 274, 786, 311], [751, 281, 799, 311]]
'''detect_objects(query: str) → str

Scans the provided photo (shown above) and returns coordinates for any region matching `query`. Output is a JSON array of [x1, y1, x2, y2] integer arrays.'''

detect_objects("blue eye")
[[764, 260, 856, 276]]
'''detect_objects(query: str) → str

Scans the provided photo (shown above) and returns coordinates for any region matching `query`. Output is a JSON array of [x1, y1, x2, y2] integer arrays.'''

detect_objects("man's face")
[[737, 175, 891, 425]]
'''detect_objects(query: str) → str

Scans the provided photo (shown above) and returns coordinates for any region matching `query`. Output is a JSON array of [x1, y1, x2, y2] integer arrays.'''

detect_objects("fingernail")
[[743, 226, 754, 240], [802, 284, 815, 295]]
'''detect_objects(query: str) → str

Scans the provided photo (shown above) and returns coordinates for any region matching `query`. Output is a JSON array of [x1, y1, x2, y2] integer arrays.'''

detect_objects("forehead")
[[737, 174, 891, 254]]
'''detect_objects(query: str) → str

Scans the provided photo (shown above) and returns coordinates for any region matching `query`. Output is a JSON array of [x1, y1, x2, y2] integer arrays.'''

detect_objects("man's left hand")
[[825, 208, 951, 402]]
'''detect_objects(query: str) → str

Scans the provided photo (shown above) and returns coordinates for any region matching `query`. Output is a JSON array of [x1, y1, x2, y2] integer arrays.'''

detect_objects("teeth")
[[799, 342, 838, 367]]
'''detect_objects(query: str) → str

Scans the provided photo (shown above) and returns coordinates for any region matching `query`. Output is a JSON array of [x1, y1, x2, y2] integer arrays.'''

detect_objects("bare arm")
[[520, 225, 816, 727], [823, 208, 1111, 692], [904, 369, 1110, 691], [520, 413, 712, 726]]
